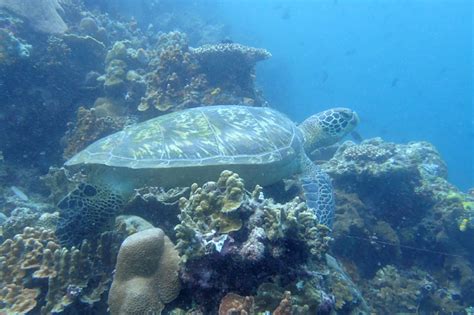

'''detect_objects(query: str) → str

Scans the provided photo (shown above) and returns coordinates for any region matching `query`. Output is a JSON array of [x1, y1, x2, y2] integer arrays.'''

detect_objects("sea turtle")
[[57, 105, 359, 246]]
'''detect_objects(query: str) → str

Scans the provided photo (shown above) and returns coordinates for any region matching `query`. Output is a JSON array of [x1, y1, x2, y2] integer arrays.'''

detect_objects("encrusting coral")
[[108, 227, 181, 315]]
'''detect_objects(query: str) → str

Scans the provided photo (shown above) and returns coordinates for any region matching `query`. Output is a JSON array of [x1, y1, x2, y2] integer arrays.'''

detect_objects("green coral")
[[175, 170, 247, 261], [443, 190, 474, 232], [259, 197, 331, 261]]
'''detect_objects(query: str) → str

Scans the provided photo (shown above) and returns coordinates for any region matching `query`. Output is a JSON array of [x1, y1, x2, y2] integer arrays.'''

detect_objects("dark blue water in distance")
[[117, 0, 473, 190]]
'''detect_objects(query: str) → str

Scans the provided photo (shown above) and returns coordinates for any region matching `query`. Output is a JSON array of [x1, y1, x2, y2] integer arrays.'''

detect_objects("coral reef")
[[323, 138, 474, 311], [174, 170, 367, 313], [0, 227, 124, 314], [364, 265, 465, 313], [138, 31, 204, 112], [191, 43, 271, 95], [139, 32, 269, 114], [62, 106, 127, 159], [102, 40, 147, 102], [2, 207, 41, 239], [108, 227, 181, 315], [0, 0, 67, 34], [0, 28, 31, 65]]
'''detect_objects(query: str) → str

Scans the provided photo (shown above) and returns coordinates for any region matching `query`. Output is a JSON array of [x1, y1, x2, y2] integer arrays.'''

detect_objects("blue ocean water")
[[211, 0, 473, 190]]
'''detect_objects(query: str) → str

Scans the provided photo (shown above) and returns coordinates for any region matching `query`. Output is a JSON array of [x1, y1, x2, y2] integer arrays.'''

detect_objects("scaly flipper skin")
[[56, 183, 123, 246], [299, 152, 335, 228]]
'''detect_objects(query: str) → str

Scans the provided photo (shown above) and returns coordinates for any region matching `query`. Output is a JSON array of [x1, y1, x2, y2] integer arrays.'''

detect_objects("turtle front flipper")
[[299, 154, 335, 228], [56, 183, 124, 246]]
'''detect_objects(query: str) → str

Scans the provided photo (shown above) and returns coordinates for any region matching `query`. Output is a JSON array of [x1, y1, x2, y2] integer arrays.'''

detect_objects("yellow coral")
[[462, 201, 474, 211], [459, 218, 469, 232]]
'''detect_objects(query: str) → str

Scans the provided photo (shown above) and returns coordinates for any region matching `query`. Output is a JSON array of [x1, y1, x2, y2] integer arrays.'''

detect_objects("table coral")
[[190, 43, 271, 92]]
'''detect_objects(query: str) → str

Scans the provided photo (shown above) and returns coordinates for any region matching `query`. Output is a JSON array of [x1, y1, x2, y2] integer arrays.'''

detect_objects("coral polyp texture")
[[108, 227, 181, 315]]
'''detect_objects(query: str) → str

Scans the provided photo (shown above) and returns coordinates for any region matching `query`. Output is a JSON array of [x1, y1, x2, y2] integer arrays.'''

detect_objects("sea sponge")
[[108, 228, 181, 315]]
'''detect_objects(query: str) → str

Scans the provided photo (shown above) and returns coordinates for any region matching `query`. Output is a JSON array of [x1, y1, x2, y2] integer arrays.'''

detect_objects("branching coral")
[[0, 227, 124, 314]]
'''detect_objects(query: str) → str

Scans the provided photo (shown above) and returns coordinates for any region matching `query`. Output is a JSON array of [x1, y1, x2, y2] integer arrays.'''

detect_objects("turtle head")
[[299, 107, 359, 153]]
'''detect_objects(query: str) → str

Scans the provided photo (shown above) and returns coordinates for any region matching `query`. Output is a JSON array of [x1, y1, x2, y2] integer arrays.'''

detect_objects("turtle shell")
[[67, 105, 303, 169], [66, 105, 304, 189]]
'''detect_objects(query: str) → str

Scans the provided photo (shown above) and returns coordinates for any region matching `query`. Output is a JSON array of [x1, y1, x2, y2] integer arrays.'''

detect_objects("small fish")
[[11, 186, 29, 201]]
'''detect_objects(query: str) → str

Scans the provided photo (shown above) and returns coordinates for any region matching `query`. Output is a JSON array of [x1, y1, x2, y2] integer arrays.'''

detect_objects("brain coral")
[[108, 227, 181, 315]]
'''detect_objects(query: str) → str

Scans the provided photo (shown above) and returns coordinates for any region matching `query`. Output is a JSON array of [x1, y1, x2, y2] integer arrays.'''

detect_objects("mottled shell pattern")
[[66, 105, 303, 169]]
